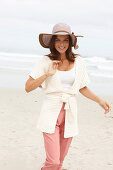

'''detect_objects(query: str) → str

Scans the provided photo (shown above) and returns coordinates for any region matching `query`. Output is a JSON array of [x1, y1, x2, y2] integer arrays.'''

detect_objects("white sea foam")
[[0, 51, 113, 78]]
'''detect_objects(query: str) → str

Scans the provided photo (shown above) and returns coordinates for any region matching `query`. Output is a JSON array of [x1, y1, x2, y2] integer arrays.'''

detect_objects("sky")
[[0, 0, 113, 58]]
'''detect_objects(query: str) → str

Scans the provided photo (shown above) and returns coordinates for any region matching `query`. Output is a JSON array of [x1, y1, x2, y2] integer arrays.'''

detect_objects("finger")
[[104, 111, 107, 114], [105, 103, 112, 113], [108, 107, 111, 112], [104, 110, 109, 114], [54, 63, 58, 69], [104, 103, 109, 109], [105, 105, 108, 110], [54, 64, 57, 69], [56, 63, 59, 67], [107, 106, 111, 112], [105, 107, 110, 114], [108, 105, 111, 110], [53, 63, 56, 69], [54, 60, 61, 62], [53, 62, 60, 68], [104, 110, 107, 114], [52, 63, 57, 68], [52, 62, 59, 66], [106, 102, 110, 109], [52, 60, 61, 64]]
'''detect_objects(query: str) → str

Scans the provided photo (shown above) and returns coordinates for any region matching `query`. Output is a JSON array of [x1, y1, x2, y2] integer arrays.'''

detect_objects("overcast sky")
[[0, 0, 113, 57]]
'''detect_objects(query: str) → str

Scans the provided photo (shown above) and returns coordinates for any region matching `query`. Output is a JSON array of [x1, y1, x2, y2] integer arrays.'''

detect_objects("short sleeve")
[[28, 57, 46, 89], [79, 58, 91, 89]]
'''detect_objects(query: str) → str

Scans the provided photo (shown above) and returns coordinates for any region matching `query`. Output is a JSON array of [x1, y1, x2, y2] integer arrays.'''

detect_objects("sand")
[[0, 87, 113, 170]]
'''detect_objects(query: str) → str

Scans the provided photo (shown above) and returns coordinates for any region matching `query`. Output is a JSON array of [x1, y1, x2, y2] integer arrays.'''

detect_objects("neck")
[[59, 53, 67, 61]]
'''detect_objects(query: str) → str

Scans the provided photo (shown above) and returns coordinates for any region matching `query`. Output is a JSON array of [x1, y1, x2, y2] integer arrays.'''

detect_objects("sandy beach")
[[0, 0, 113, 169], [0, 87, 113, 170]]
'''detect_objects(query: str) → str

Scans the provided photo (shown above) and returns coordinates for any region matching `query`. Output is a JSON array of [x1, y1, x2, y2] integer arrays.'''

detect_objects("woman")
[[25, 23, 111, 170]]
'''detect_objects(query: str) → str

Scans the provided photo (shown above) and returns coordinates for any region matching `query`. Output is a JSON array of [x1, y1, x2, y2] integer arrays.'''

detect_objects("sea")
[[0, 51, 113, 95]]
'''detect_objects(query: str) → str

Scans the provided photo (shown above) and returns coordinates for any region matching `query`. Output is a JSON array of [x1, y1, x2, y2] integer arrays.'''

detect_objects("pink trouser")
[[41, 102, 73, 170]]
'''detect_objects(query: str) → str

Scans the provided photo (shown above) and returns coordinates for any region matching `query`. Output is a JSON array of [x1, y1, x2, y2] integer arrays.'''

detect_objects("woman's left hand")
[[98, 99, 111, 114]]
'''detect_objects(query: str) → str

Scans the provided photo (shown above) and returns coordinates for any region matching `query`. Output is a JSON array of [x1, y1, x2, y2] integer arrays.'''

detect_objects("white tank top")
[[57, 64, 76, 91]]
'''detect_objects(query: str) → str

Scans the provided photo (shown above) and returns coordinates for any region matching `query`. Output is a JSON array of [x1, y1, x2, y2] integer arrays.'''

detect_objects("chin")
[[57, 49, 67, 54], [59, 51, 66, 54]]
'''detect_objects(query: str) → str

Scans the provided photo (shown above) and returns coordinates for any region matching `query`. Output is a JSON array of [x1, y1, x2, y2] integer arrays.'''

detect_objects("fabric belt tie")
[[60, 93, 74, 123], [61, 94, 70, 110]]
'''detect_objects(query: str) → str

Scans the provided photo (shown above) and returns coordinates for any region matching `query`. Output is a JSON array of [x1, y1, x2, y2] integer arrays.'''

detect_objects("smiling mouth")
[[58, 47, 65, 50]]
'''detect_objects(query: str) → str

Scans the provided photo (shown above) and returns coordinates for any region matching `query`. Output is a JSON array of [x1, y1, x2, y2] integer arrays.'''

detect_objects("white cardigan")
[[29, 55, 91, 138]]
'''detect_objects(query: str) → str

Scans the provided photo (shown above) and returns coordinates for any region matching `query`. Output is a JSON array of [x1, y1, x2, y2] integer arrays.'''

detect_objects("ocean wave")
[[0, 51, 113, 78]]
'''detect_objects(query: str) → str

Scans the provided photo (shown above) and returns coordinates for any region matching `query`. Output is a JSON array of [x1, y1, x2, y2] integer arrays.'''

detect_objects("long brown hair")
[[45, 35, 79, 62]]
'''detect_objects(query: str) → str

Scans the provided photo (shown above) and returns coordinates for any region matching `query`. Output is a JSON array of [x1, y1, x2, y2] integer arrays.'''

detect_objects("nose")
[[60, 41, 64, 46]]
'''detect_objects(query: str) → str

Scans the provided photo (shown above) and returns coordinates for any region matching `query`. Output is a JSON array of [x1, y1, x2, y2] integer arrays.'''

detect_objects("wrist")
[[45, 72, 50, 78]]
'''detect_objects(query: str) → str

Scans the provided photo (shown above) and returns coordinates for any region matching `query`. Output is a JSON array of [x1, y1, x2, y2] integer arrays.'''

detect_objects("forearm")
[[26, 73, 50, 92], [79, 86, 101, 104]]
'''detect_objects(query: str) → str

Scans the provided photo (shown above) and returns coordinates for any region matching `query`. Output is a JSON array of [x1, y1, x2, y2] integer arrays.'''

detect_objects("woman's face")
[[54, 35, 69, 54]]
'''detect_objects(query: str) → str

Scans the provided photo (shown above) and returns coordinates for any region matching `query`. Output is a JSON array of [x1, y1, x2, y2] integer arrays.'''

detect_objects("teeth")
[[59, 47, 65, 49]]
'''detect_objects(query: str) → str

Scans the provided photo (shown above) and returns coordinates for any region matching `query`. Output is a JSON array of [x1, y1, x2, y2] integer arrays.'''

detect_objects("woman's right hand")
[[46, 60, 61, 76]]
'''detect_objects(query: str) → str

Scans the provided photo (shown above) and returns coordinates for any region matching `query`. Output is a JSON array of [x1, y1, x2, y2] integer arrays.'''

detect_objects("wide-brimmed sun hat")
[[39, 23, 84, 50]]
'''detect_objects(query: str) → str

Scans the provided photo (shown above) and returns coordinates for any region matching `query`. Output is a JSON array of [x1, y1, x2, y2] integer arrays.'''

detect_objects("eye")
[[64, 39, 69, 41], [55, 39, 60, 41]]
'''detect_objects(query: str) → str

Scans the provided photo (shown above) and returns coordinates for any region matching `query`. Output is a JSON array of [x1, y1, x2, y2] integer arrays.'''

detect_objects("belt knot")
[[61, 94, 70, 110]]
